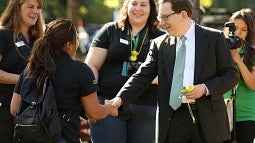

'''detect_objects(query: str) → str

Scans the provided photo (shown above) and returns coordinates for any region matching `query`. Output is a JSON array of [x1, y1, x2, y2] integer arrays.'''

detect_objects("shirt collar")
[[239, 47, 245, 57], [183, 20, 195, 41]]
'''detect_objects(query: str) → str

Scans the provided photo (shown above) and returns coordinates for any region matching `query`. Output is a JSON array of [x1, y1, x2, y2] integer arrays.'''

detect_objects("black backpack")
[[14, 76, 63, 143]]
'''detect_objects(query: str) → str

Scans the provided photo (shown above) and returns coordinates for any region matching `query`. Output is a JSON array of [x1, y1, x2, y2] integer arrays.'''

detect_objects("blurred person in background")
[[84, 0, 164, 142], [77, 18, 89, 55], [0, 0, 44, 142], [224, 9, 255, 143], [11, 18, 118, 143], [77, 26, 89, 54]]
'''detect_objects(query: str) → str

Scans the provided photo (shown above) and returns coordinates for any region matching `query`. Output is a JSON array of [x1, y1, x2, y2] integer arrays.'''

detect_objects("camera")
[[127, 61, 142, 75], [224, 22, 243, 49], [121, 61, 142, 76]]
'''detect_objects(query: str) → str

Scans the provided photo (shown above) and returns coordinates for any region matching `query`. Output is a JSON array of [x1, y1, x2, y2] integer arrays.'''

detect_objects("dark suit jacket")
[[116, 24, 239, 143]]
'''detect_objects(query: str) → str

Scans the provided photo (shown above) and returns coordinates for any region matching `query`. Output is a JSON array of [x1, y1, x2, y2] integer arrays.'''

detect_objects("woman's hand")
[[230, 48, 242, 65]]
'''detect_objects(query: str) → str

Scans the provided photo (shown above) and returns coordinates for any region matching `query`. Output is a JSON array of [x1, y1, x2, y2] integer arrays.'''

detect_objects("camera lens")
[[127, 62, 136, 75], [224, 22, 243, 50], [127, 62, 142, 75], [226, 35, 242, 50]]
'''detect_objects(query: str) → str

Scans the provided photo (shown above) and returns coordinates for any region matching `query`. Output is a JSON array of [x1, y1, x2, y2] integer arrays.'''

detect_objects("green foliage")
[[82, 0, 115, 24], [0, 0, 115, 24], [2, 0, 254, 25], [212, 0, 255, 12], [0, 0, 8, 14], [43, 0, 67, 22]]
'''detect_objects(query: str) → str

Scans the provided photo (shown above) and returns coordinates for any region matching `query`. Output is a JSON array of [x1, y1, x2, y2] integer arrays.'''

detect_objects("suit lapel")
[[163, 36, 177, 84], [162, 25, 209, 85], [194, 25, 209, 83]]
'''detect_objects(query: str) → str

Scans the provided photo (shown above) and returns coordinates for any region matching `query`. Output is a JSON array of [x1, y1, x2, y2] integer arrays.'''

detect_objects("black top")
[[0, 29, 34, 106], [14, 52, 98, 143], [91, 22, 164, 106]]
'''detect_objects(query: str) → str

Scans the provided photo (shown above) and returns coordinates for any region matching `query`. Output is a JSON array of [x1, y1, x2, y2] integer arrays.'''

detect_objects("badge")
[[121, 62, 128, 76], [120, 38, 129, 45], [15, 41, 25, 47]]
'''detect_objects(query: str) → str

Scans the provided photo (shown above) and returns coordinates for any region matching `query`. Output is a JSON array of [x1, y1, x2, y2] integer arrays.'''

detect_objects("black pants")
[[0, 104, 14, 143], [236, 121, 255, 143], [165, 103, 222, 143]]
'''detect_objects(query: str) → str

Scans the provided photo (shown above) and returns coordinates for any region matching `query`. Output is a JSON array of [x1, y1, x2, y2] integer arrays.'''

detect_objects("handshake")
[[104, 97, 123, 117], [87, 97, 123, 124]]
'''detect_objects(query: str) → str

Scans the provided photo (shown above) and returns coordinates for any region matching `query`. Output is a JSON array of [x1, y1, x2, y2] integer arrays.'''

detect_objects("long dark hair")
[[230, 10, 255, 72], [117, 0, 159, 34], [28, 19, 77, 91]]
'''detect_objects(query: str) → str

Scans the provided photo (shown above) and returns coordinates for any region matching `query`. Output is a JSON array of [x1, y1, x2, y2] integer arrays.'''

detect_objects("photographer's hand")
[[231, 48, 255, 90], [230, 48, 242, 65]]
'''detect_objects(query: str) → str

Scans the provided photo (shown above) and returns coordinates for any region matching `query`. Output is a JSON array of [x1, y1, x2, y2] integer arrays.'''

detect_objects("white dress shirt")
[[182, 21, 196, 103]]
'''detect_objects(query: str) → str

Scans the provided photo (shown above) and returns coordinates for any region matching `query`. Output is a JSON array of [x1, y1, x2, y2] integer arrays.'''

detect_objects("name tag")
[[120, 38, 129, 45], [15, 41, 25, 47]]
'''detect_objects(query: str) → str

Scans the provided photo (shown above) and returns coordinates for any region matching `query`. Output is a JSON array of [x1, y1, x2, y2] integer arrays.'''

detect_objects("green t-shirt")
[[224, 47, 255, 122]]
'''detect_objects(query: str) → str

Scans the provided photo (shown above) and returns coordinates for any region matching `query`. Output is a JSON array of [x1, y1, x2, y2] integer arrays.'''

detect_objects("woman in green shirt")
[[224, 9, 255, 143]]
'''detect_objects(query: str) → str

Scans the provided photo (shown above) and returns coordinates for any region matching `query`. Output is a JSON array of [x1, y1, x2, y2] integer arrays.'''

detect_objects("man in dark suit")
[[110, 0, 239, 142]]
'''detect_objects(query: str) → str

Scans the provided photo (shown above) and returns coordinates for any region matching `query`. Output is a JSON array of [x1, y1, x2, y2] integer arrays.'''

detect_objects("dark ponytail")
[[27, 18, 77, 93]]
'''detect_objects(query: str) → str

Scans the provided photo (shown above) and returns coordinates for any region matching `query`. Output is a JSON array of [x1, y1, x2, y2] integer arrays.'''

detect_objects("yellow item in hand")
[[180, 86, 188, 94], [180, 85, 195, 95], [187, 85, 195, 92]]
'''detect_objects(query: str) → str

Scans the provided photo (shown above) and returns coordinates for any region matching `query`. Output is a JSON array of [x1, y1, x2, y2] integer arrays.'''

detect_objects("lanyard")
[[129, 28, 148, 61]]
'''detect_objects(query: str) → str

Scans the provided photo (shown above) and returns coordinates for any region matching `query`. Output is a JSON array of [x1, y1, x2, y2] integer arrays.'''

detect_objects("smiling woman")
[[84, 0, 164, 142], [0, 0, 44, 142]]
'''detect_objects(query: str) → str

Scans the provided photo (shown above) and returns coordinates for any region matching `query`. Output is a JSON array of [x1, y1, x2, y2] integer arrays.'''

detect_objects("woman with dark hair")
[[0, 0, 44, 142], [11, 19, 117, 143], [85, 0, 164, 142], [224, 9, 255, 143]]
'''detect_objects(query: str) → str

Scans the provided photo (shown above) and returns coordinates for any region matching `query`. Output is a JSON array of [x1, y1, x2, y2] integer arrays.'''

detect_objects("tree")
[[0, 0, 8, 13], [67, 0, 80, 27], [43, 0, 67, 23], [212, 0, 255, 12]]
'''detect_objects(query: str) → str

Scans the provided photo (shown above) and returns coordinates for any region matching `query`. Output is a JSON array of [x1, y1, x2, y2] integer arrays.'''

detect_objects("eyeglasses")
[[157, 12, 176, 21]]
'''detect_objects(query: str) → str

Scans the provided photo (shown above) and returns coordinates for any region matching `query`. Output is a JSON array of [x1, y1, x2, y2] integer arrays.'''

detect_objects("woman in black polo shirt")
[[0, 0, 44, 142], [11, 19, 117, 143], [85, 0, 164, 142]]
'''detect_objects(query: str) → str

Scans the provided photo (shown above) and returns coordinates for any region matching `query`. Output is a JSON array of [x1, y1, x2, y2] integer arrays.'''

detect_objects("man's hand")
[[183, 84, 207, 99], [109, 97, 123, 107], [105, 99, 119, 116]]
